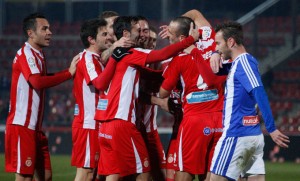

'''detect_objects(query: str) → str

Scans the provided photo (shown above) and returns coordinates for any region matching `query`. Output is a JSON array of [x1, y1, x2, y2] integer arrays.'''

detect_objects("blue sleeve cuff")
[[251, 86, 276, 133]]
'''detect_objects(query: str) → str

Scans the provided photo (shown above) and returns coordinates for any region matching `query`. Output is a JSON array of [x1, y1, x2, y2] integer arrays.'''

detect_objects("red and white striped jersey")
[[162, 53, 224, 116], [160, 58, 173, 72], [94, 48, 150, 124], [6, 42, 46, 130], [72, 50, 104, 129], [141, 100, 158, 133]]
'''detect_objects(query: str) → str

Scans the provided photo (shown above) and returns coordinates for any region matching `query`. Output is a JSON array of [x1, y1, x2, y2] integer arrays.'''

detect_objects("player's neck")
[[232, 45, 246, 61], [87, 46, 100, 55], [27, 40, 43, 52]]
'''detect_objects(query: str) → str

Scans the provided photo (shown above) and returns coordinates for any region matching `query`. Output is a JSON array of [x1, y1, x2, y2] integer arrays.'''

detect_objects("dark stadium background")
[[0, 0, 299, 163]]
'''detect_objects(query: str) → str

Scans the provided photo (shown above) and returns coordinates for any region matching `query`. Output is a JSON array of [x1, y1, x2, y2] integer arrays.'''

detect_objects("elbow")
[[31, 84, 43, 90], [93, 83, 107, 92], [28, 80, 43, 90], [97, 86, 107, 92]]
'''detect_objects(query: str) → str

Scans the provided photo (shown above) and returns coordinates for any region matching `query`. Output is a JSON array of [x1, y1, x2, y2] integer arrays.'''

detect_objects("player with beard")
[[209, 21, 289, 181], [94, 16, 199, 181]]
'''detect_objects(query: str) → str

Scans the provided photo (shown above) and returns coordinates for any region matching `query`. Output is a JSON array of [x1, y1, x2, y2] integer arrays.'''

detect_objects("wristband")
[[211, 51, 219, 55]]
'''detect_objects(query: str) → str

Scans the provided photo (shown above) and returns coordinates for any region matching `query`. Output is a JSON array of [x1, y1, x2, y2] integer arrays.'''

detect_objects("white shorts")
[[210, 134, 265, 180]]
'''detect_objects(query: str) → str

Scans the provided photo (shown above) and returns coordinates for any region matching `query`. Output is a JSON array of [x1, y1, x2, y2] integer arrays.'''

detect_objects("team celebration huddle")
[[4, 8, 290, 181]]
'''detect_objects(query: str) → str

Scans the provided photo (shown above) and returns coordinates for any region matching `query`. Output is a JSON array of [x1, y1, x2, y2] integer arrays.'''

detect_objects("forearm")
[[151, 96, 169, 112], [92, 58, 117, 91], [29, 70, 72, 90], [252, 86, 276, 133], [151, 96, 162, 106], [182, 9, 211, 27], [146, 36, 195, 64], [101, 45, 115, 65], [191, 48, 226, 86], [159, 87, 171, 98]]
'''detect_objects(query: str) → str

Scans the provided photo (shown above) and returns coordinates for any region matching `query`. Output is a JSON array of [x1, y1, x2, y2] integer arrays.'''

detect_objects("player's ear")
[[227, 37, 235, 48], [123, 30, 130, 38], [179, 35, 185, 41], [88, 36, 95, 45], [27, 29, 33, 38]]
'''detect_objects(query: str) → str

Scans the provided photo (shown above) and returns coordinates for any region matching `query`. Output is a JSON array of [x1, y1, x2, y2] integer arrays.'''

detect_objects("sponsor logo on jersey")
[[99, 132, 112, 139], [144, 158, 149, 167], [201, 26, 212, 40], [25, 157, 32, 167], [211, 128, 223, 133], [27, 57, 36, 68], [203, 127, 211, 135], [86, 61, 98, 79], [243, 116, 259, 126], [186, 89, 219, 104], [74, 104, 79, 115], [167, 154, 174, 163], [97, 99, 108, 110]]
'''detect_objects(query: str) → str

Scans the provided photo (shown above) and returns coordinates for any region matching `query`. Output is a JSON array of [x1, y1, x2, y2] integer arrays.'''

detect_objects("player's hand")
[[114, 37, 135, 48], [189, 22, 199, 41], [69, 54, 80, 76], [270, 129, 290, 148], [160, 97, 170, 112], [150, 96, 169, 112], [158, 25, 169, 39], [112, 47, 132, 62], [210, 52, 222, 73]]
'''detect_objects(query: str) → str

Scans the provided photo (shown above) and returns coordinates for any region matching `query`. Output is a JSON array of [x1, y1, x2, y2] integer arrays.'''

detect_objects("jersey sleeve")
[[236, 56, 263, 92], [126, 48, 150, 67], [20, 48, 41, 80], [161, 57, 181, 91], [251, 86, 276, 133], [190, 48, 227, 87], [82, 54, 103, 84], [196, 26, 216, 60]]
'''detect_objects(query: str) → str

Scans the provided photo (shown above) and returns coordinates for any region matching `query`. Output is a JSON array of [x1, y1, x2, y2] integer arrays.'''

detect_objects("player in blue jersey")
[[209, 21, 290, 181]]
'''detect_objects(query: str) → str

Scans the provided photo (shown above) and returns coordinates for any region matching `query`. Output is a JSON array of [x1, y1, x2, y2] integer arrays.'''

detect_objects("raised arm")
[[182, 9, 211, 28], [146, 23, 199, 64]]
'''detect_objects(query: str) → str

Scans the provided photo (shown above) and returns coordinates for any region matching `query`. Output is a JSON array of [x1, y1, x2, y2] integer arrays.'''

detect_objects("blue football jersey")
[[223, 53, 263, 137]]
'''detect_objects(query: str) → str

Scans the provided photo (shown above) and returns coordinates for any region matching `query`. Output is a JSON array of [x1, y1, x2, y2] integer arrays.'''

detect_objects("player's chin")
[[44, 40, 51, 46], [40, 43, 50, 48], [106, 42, 113, 48]]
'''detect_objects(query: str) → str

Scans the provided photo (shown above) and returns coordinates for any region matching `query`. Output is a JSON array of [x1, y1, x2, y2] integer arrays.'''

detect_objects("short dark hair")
[[215, 21, 244, 45], [23, 12, 46, 38], [99, 11, 119, 19], [171, 16, 195, 37], [149, 26, 157, 34], [113, 16, 138, 40], [80, 18, 107, 48], [136, 15, 148, 21]]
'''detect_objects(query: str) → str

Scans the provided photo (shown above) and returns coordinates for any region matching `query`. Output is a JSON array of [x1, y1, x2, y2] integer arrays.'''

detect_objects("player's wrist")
[[211, 50, 220, 55]]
